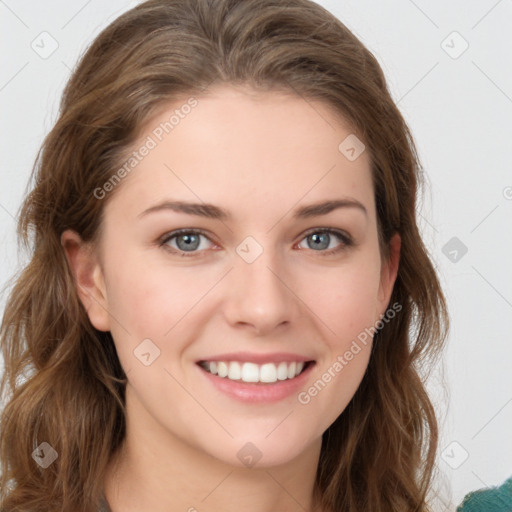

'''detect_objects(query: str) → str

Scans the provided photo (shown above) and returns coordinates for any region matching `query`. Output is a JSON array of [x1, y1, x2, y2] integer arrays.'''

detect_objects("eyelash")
[[158, 228, 353, 258]]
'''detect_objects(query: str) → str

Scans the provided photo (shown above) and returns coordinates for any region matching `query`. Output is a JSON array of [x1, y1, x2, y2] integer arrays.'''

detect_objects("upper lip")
[[197, 352, 315, 365]]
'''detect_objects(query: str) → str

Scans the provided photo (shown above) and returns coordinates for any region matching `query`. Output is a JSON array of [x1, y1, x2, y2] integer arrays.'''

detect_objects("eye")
[[296, 228, 352, 255], [159, 229, 215, 256], [158, 227, 353, 257]]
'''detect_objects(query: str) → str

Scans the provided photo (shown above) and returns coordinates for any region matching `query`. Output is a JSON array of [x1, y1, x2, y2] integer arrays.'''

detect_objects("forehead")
[[104, 85, 374, 222]]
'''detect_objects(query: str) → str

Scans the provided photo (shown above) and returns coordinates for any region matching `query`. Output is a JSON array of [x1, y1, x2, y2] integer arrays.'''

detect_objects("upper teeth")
[[201, 361, 306, 383]]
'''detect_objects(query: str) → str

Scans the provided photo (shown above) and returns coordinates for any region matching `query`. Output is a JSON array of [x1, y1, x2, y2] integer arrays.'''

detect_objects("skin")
[[62, 85, 400, 512]]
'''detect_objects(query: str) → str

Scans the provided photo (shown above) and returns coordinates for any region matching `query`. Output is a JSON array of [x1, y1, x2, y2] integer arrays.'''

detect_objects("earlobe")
[[60, 229, 111, 332], [377, 233, 401, 315]]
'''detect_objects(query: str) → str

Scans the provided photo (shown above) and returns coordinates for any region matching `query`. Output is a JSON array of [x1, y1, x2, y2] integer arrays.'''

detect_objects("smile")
[[198, 360, 311, 383]]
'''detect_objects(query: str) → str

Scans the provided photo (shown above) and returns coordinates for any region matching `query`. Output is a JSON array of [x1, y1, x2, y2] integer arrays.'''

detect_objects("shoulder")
[[456, 476, 512, 512]]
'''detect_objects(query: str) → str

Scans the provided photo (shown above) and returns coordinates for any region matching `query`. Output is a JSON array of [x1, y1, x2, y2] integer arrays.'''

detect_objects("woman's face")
[[76, 85, 399, 468]]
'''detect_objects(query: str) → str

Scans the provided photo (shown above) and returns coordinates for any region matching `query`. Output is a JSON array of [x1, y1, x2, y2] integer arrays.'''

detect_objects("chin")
[[201, 433, 316, 470]]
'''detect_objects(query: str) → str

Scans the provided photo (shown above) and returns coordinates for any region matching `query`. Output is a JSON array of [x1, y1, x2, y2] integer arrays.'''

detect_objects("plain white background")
[[0, 1, 511, 510]]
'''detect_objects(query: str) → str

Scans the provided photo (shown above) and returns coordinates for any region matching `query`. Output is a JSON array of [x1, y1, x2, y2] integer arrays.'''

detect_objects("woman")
[[0, 0, 450, 510]]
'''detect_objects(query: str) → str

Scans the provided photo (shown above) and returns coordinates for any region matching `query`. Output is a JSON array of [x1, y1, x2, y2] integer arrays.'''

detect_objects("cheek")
[[103, 256, 209, 378], [105, 252, 209, 336], [298, 269, 379, 426], [303, 257, 381, 340], [298, 257, 380, 412]]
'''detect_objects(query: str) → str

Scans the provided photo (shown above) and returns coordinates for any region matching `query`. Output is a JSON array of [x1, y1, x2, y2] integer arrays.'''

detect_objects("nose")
[[222, 247, 299, 336]]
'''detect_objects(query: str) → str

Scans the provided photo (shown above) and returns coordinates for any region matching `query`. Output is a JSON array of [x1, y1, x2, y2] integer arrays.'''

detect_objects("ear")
[[377, 233, 401, 316], [61, 229, 111, 332]]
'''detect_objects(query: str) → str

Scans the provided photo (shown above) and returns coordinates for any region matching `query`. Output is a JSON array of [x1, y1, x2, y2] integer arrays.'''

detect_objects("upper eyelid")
[[159, 228, 214, 244]]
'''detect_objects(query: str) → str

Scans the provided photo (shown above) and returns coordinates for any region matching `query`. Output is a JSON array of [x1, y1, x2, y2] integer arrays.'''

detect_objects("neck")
[[103, 384, 324, 512]]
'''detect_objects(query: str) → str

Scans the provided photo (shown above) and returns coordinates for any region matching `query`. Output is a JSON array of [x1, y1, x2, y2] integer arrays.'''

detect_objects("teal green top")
[[457, 476, 512, 512]]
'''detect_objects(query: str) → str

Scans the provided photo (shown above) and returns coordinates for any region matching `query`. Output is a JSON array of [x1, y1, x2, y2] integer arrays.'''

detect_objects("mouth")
[[197, 360, 314, 384], [195, 352, 317, 402]]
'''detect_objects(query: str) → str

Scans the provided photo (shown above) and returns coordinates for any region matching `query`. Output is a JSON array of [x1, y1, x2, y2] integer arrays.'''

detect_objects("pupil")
[[310, 233, 329, 250], [178, 234, 199, 251]]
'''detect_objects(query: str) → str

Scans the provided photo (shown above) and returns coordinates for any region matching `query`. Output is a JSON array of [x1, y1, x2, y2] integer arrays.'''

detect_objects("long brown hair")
[[0, 0, 449, 510]]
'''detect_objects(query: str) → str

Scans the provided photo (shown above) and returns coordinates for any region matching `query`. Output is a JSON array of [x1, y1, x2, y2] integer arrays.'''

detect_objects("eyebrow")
[[137, 198, 367, 220]]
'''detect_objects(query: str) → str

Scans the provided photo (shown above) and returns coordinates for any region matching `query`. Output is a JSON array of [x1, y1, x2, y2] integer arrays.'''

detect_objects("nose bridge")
[[224, 238, 297, 333]]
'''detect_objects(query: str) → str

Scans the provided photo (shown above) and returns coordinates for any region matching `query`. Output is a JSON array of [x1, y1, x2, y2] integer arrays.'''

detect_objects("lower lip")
[[196, 362, 315, 403]]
